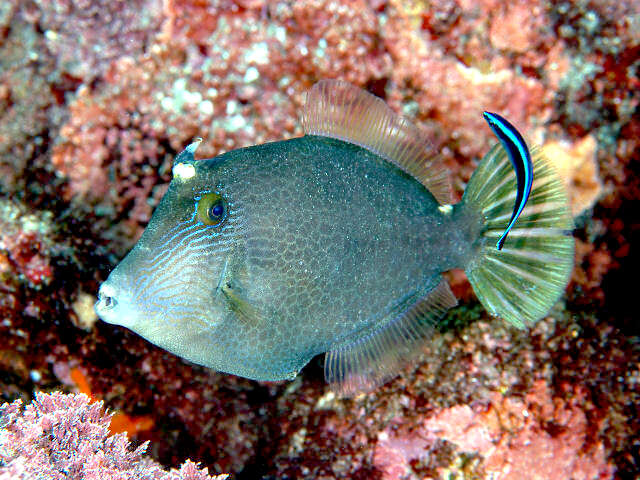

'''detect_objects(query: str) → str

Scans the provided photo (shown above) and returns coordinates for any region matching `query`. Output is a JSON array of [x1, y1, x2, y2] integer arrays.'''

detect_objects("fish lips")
[[94, 280, 137, 328]]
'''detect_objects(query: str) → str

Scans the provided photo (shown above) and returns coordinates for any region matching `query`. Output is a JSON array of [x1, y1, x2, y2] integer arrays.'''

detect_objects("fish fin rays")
[[220, 281, 264, 326], [173, 138, 202, 165], [302, 80, 453, 204], [324, 277, 457, 396], [463, 144, 574, 328]]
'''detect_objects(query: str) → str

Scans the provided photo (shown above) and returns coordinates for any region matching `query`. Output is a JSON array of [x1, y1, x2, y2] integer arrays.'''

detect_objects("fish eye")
[[197, 192, 227, 226]]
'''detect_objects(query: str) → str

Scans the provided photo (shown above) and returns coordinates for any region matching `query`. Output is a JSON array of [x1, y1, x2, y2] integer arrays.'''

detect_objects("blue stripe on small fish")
[[482, 112, 534, 250]]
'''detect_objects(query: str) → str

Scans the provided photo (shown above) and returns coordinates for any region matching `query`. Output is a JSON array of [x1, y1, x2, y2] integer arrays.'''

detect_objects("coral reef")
[[0, 391, 227, 479], [0, 199, 54, 289], [374, 379, 612, 480], [0, 0, 638, 478]]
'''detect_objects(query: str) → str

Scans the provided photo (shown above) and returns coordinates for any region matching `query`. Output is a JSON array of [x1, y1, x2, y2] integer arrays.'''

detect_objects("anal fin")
[[324, 277, 457, 396]]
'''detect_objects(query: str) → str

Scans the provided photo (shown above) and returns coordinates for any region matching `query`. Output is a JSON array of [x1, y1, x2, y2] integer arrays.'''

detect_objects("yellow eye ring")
[[197, 192, 227, 226]]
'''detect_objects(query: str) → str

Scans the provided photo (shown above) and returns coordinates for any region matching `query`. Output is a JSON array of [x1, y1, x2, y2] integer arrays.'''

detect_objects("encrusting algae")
[[94, 80, 574, 395]]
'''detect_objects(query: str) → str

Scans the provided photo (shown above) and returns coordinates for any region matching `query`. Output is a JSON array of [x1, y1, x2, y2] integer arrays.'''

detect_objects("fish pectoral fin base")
[[302, 80, 453, 204], [220, 282, 263, 326], [324, 278, 457, 396]]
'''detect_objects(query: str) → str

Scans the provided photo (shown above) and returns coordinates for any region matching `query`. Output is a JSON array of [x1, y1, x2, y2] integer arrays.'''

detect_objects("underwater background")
[[0, 0, 638, 478]]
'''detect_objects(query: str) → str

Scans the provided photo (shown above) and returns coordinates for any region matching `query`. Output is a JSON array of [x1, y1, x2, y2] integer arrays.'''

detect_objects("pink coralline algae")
[[0, 200, 54, 289], [22, 0, 164, 81], [373, 380, 613, 480], [0, 391, 228, 480]]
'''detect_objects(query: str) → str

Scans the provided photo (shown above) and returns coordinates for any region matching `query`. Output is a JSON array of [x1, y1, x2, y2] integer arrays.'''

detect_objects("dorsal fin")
[[324, 277, 458, 395], [302, 80, 453, 205]]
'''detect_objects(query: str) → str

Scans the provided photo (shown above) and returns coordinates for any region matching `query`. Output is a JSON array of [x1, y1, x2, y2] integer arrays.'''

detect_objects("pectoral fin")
[[220, 281, 263, 326]]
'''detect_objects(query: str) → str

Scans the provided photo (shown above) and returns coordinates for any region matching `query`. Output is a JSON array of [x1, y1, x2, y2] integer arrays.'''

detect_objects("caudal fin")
[[462, 144, 574, 328]]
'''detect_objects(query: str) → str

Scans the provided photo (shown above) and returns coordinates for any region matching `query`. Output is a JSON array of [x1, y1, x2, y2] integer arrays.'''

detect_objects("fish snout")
[[95, 281, 134, 326], [95, 283, 117, 313]]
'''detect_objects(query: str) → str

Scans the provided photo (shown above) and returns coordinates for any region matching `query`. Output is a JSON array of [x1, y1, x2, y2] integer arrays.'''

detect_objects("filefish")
[[95, 80, 574, 394]]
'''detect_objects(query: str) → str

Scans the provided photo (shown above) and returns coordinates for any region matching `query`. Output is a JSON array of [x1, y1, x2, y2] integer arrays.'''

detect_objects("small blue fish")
[[482, 112, 534, 250], [95, 80, 574, 394]]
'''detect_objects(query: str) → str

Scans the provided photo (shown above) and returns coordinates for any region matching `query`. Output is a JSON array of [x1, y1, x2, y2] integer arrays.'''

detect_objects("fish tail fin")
[[462, 144, 575, 328]]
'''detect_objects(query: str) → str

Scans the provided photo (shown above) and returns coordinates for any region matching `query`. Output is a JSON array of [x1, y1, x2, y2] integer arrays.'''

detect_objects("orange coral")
[[70, 367, 154, 435]]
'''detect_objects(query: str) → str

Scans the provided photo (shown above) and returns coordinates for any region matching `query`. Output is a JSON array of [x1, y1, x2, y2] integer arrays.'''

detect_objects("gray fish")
[[95, 80, 574, 394]]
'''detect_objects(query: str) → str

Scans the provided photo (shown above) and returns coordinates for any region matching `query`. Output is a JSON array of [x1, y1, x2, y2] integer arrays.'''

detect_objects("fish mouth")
[[94, 280, 135, 326], [95, 283, 118, 317]]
